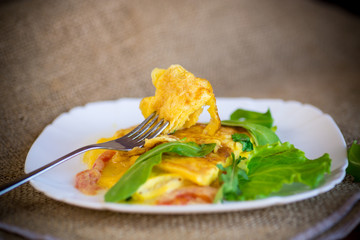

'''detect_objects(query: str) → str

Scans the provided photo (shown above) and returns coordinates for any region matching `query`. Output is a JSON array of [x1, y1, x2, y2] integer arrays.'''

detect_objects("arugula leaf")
[[214, 154, 248, 202], [232, 133, 254, 151], [230, 108, 274, 128], [346, 140, 360, 182], [104, 142, 216, 202], [223, 108, 279, 146], [222, 120, 280, 146], [237, 142, 331, 200]]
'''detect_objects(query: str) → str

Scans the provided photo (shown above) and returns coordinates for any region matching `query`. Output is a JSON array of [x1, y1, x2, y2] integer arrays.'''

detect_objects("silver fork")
[[0, 112, 168, 196]]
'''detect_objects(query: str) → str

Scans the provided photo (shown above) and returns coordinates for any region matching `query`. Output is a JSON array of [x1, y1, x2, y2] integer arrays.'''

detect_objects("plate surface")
[[25, 98, 347, 214]]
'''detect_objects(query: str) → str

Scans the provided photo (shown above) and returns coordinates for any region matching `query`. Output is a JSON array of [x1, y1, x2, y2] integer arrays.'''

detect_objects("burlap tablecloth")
[[1, 0, 360, 239]]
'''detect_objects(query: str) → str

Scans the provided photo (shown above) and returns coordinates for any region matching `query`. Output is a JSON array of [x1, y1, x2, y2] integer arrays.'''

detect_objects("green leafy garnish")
[[216, 142, 331, 201], [232, 133, 254, 151], [104, 141, 216, 202], [222, 108, 279, 146], [239, 142, 331, 200], [346, 140, 360, 182], [214, 154, 248, 203], [230, 108, 274, 128], [222, 121, 280, 146]]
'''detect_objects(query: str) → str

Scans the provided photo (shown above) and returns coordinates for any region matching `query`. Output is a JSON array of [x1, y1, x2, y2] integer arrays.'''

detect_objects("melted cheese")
[[132, 173, 186, 202], [157, 155, 222, 186], [139, 65, 221, 135]]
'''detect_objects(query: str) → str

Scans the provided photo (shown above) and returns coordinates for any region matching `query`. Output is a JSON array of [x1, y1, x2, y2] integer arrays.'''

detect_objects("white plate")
[[25, 98, 347, 214]]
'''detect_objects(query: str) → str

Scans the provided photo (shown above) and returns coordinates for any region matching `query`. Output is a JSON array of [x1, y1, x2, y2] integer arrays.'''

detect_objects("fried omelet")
[[75, 65, 250, 205], [140, 65, 221, 135]]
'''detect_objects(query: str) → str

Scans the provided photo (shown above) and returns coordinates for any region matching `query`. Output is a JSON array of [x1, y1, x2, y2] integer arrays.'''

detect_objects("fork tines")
[[124, 112, 169, 144]]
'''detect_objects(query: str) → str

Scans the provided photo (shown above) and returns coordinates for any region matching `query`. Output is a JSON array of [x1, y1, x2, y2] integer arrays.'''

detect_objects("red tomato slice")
[[75, 150, 115, 195], [156, 186, 218, 205]]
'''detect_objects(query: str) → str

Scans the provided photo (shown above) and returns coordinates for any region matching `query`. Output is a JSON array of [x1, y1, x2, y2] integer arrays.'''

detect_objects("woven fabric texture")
[[1, 0, 360, 239]]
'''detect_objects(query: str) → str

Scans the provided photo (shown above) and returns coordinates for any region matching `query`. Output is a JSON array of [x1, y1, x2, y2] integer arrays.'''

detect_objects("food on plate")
[[75, 65, 332, 205]]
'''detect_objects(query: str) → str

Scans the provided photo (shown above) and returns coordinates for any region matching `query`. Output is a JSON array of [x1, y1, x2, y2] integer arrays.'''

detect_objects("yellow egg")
[[132, 174, 186, 201]]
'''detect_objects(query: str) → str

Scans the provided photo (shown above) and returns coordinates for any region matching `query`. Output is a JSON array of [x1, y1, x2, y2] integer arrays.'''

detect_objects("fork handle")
[[0, 145, 100, 196]]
